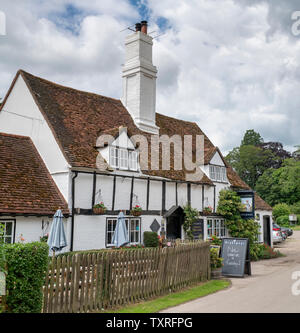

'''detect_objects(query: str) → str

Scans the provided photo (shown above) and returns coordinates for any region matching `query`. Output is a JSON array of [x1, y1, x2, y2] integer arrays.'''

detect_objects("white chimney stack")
[[121, 21, 159, 135]]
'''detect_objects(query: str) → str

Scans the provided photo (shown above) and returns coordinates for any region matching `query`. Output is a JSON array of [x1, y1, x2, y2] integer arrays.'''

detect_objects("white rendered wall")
[[0, 75, 70, 201], [2, 216, 70, 252]]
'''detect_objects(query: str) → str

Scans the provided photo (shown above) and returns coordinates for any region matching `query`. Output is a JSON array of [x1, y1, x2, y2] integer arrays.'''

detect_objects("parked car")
[[272, 230, 283, 244], [280, 226, 293, 237], [273, 223, 286, 241]]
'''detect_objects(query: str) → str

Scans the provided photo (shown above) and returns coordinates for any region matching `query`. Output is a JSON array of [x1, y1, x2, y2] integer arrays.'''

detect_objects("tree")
[[293, 145, 300, 160], [256, 159, 300, 206], [226, 144, 274, 188], [241, 129, 263, 146], [258, 142, 291, 169]]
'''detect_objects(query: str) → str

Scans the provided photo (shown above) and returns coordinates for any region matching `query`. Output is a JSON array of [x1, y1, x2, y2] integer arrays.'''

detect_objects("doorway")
[[263, 216, 271, 246], [164, 206, 184, 240]]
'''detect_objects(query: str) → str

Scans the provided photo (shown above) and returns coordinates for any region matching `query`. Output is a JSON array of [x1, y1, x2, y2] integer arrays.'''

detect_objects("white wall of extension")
[[0, 75, 70, 201]]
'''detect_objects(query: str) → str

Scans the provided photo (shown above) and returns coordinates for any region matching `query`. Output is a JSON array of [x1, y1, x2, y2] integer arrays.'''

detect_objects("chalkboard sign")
[[220, 238, 251, 277], [192, 219, 204, 240]]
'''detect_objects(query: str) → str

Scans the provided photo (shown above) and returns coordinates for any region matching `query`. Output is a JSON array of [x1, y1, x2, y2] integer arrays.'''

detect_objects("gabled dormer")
[[204, 147, 229, 183], [97, 127, 139, 172]]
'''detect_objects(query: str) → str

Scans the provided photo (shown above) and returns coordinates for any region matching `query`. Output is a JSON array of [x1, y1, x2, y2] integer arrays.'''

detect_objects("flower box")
[[211, 267, 222, 279]]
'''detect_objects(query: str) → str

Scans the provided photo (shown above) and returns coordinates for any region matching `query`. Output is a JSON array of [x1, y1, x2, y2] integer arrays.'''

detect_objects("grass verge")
[[105, 279, 231, 313], [291, 225, 300, 231]]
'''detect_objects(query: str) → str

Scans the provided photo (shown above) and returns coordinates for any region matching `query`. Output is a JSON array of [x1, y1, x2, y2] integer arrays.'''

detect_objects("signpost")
[[192, 219, 204, 240], [220, 238, 251, 278]]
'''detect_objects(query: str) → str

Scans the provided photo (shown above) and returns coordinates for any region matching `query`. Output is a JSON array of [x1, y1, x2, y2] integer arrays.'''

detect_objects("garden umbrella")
[[112, 211, 129, 248], [47, 209, 67, 256]]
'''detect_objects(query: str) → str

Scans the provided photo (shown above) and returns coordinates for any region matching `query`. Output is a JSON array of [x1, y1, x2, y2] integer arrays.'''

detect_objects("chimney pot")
[[141, 20, 148, 34], [135, 23, 141, 32]]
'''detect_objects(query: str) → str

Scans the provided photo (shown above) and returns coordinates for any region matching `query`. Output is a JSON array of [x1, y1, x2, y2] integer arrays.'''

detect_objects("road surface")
[[161, 230, 300, 313]]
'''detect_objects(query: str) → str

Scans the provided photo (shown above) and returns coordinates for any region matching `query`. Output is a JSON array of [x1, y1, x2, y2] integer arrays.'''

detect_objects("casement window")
[[209, 165, 227, 182], [106, 217, 141, 247], [109, 146, 138, 171], [207, 218, 226, 238], [0, 220, 14, 244]]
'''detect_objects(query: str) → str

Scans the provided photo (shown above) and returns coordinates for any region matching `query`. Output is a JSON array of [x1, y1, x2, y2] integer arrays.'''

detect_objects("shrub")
[[143, 232, 159, 248], [276, 215, 290, 227], [272, 203, 290, 221], [256, 243, 284, 260], [210, 247, 223, 269], [217, 189, 261, 261], [3, 242, 49, 313], [210, 235, 222, 246]]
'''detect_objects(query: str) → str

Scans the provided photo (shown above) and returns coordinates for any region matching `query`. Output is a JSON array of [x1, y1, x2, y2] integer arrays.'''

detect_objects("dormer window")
[[110, 146, 138, 171], [209, 165, 227, 182]]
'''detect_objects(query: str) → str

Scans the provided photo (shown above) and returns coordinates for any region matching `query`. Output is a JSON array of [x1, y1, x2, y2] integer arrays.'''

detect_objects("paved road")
[[161, 231, 300, 313]]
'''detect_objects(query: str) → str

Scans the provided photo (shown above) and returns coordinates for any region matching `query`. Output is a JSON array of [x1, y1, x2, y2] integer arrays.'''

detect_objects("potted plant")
[[93, 202, 107, 214], [203, 206, 213, 215], [210, 247, 223, 279], [131, 205, 142, 216]]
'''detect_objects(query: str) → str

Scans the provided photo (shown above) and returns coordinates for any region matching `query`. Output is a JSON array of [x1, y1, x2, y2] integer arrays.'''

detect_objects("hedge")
[[143, 231, 159, 247], [2, 242, 49, 313]]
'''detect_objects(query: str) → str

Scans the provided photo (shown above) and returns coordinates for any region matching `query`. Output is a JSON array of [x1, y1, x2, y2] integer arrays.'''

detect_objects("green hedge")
[[3, 242, 49, 313], [143, 232, 159, 248]]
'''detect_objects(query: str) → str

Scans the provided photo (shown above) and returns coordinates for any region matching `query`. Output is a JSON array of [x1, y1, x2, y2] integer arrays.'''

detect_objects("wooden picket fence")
[[42, 241, 210, 313]]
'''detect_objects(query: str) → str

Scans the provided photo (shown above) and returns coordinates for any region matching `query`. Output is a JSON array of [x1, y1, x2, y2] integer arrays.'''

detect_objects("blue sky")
[[0, 0, 300, 153]]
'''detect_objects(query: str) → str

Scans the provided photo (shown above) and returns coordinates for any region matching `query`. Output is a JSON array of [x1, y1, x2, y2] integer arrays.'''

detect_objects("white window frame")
[[109, 146, 138, 171], [0, 220, 15, 244], [207, 218, 226, 239], [209, 165, 227, 182], [106, 217, 141, 247]]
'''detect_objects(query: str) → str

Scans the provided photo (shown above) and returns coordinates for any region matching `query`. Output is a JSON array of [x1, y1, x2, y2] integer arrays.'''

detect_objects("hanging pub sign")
[[237, 190, 255, 219], [220, 238, 251, 278], [0, 271, 5, 296]]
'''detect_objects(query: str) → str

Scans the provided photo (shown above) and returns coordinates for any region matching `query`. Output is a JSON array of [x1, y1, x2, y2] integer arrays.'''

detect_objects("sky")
[[0, 0, 300, 154]]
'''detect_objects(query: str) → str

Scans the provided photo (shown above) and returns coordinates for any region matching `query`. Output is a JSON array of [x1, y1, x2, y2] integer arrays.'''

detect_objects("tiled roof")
[[0, 132, 69, 215], [4, 70, 215, 184], [254, 192, 273, 211], [0, 70, 255, 189]]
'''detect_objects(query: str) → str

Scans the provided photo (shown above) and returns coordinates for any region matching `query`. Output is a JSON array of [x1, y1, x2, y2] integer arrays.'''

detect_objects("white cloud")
[[0, 0, 300, 153]]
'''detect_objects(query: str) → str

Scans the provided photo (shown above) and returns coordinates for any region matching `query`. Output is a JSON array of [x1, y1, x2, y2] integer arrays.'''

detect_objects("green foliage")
[[272, 203, 291, 221], [210, 248, 223, 269], [256, 159, 300, 206], [3, 242, 49, 313], [183, 205, 199, 240], [217, 189, 261, 261], [143, 232, 159, 248], [241, 129, 263, 146], [210, 235, 222, 246], [290, 202, 300, 214], [276, 215, 290, 227]]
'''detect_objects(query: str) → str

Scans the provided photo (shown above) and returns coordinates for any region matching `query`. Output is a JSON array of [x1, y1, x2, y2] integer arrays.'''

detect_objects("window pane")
[[119, 149, 128, 169], [6, 222, 12, 236]]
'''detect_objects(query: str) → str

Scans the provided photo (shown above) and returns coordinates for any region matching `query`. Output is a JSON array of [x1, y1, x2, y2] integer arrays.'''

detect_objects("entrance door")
[[165, 206, 184, 240], [263, 216, 271, 246]]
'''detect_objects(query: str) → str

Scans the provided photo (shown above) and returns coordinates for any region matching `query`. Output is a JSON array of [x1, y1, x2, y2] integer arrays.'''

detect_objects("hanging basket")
[[131, 210, 142, 216], [93, 207, 106, 215]]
